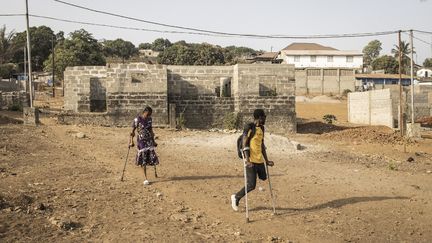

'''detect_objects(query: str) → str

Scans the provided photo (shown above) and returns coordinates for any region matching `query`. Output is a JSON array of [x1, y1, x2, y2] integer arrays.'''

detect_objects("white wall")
[[285, 55, 363, 68], [348, 89, 394, 128]]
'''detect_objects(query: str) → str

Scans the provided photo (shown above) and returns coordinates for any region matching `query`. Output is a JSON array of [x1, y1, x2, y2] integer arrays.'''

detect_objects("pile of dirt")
[[297, 121, 348, 134], [417, 116, 432, 127], [322, 126, 407, 145]]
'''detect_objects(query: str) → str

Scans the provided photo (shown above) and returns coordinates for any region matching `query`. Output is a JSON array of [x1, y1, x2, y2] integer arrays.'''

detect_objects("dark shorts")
[[251, 163, 267, 180]]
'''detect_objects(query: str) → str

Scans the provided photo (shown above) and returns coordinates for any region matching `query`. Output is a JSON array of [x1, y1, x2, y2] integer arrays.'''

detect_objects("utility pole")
[[398, 30, 403, 136], [25, 0, 33, 107], [410, 30, 415, 125], [23, 46, 27, 92], [52, 35, 55, 97]]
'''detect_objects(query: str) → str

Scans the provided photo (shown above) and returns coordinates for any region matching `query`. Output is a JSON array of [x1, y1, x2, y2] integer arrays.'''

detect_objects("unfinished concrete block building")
[[61, 63, 296, 134]]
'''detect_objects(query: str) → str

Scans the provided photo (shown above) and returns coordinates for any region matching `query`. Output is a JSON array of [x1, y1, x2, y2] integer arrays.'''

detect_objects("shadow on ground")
[[297, 121, 351, 135], [250, 196, 410, 215]]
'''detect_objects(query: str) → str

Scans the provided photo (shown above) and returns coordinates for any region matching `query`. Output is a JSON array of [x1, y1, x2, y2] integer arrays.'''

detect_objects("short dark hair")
[[143, 106, 153, 113], [253, 109, 265, 119]]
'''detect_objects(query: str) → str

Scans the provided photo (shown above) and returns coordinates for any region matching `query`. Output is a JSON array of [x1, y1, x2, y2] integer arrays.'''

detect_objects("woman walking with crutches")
[[130, 106, 159, 185], [231, 109, 275, 221]]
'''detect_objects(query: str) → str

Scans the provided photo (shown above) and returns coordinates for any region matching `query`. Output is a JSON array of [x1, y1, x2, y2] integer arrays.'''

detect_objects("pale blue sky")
[[2, 0, 432, 63]]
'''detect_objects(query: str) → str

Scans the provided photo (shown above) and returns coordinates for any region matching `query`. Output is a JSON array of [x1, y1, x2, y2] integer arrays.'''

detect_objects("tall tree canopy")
[[12, 26, 57, 71], [362, 40, 382, 67], [0, 25, 17, 64], [43, 29, 106, 78], [391, 40, 414, 74], [103, 38, 138, 63], [423, 58, 432, 68], [371, 55, 399, 74]]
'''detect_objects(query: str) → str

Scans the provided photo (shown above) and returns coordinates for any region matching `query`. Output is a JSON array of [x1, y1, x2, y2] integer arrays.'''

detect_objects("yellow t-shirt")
[[248, 126, 264, 164]]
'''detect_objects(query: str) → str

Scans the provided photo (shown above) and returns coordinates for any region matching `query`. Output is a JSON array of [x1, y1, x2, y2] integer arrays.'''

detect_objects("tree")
[[193, 44, 225, 65], [12, 26, 56, 71], [0, 25, 17, 64], [157, 44, 196, 65], [371, 55, 399, 74], [391, 40, 414, 74], [43, 29, 106, 79], [423, 58, 432, 68], [138, 42, 152, 50], [103, 38, 138, 63], [151, 38, 171, 51], [362, 40, 382, 66]]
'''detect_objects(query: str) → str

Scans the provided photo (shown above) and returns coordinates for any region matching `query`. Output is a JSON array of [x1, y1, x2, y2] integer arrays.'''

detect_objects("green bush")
[[223, 112, 239, 130], [177, 112, 186, 129], [342, 89, 352, 97], [323, 114, 337, 124], [8, 103, 23, 112], [0, 64, 17, 79]]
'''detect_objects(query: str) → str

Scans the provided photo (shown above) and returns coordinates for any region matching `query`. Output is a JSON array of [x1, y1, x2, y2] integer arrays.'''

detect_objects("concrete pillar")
[[321, 69, 324, 95], [23, 107, 39, 125]]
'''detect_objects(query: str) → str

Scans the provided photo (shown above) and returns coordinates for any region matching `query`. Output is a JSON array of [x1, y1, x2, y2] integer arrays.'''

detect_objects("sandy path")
[[1, 120, 432, 242]]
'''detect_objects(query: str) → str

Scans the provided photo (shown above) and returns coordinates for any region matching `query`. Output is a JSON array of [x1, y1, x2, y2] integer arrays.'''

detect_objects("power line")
[[414, 30, 432, 35], [29, 14, 239, 38], [0, 14, 25, 17], [1, 12, 406, 39], [52, 0, 405, 39]]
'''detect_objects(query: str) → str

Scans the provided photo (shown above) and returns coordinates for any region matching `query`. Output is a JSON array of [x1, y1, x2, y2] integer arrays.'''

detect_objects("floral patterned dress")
[[132, 116, 159, 166]]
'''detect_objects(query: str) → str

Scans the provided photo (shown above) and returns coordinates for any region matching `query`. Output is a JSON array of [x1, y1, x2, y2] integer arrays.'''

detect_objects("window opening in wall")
[[90, 77, 107, 112], [294, 56, 300, 62], [327, 56, 334, 62], [259, 76, 277, 97], [307, 69, 321, 76], [346, 56, 354, 63], [324, 69, 337, 76], [340, 69, 353, 76], [310, 55, 316, 62]]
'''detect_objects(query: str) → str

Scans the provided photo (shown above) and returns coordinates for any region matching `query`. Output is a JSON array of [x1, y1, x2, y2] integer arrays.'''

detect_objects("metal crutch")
[[120, 145, 131, 181], [264, 163, 276, 215]]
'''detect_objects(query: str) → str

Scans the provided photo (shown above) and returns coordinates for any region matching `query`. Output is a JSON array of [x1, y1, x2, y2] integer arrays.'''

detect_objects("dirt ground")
[[1, 101, 432, 242]]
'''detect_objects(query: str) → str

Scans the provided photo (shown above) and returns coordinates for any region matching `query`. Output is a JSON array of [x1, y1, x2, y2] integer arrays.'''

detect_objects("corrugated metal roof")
[[355, 73, 412, 79]]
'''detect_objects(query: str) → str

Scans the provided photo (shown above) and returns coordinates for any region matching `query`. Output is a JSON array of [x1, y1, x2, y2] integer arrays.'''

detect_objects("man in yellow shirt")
[[231, 109, 274, 211]]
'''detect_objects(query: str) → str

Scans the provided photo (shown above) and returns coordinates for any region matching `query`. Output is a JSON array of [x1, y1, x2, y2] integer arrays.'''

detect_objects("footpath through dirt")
[[1, 114, 432, 242]]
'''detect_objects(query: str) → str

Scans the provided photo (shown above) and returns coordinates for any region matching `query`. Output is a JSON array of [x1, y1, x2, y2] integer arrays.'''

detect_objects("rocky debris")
[[156, 192, 163, 199], [427, 170, 432, 174], [49, 217, 82, 231], [74, 132, 86, 139], [259, 187, 265, 192], [290, 141, 302, 150], [407, 157, 415, 163], [170, 213, 190, 223]]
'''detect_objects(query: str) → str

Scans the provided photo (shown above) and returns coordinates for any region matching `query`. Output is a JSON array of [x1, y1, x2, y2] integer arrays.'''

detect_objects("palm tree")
[[391, 40, 415, 74], [0, 25, 17, 64]]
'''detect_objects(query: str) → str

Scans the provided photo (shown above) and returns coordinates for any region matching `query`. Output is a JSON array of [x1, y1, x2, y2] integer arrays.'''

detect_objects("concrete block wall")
[[63, 66, 107, 112], [348, 89, 394, 128], [295, 68, 356, 95], [167, 65, 233, 99], [0, 79, 22, 92], [63, 63, 297, 133], [105, 63, 168, 125], [0, 91, 29, 110], [233, 64, 296, 134]]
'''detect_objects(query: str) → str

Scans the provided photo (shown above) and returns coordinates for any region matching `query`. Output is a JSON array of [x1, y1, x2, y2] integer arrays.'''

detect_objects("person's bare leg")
[[143, 165, 147, 180], [154, 165, 158, 178]]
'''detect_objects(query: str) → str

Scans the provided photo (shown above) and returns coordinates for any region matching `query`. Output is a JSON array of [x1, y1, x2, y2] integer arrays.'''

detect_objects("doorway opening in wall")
[[221, 77, 231, 97], [90, 77, 107, 112]]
